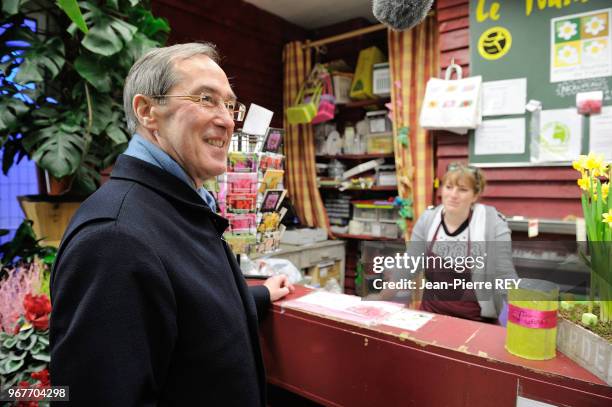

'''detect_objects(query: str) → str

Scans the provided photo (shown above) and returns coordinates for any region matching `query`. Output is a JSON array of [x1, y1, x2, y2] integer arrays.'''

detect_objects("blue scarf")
[[123, 133, 217, 212]]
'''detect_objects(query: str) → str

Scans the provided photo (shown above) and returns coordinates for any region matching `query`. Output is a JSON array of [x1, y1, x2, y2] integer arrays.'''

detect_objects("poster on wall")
[[550, 8, 612, 83], [589, 106, 612, 160], [475, 118, 526, 155], [534, 108, 582, 162], [482, 78, 527, 116]]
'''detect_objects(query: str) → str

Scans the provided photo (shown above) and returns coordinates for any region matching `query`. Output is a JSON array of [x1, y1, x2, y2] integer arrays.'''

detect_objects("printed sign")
[[551, 8, 612, 82]]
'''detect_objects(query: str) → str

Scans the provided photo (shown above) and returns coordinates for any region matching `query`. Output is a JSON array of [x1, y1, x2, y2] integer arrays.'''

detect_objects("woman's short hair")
[[123, 42, 219, 133], [442, 162, 486, 194]]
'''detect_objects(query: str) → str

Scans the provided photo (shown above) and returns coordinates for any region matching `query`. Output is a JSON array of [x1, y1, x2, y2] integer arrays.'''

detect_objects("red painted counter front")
[[254, 284, 611, 407]]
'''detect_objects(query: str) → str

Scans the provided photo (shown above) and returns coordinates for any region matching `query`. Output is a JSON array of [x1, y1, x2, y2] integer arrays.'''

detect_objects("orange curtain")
[[388, 17, 439, 238], [282, 42, 329, 229]]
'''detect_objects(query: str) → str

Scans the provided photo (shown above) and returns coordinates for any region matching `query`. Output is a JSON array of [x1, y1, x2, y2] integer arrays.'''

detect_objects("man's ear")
[[133, 94, 158, 130]]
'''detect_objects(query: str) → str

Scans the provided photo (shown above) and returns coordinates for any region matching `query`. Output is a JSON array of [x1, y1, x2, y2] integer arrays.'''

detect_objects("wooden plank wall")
[[435, 0, 581, 219], [151, 0, 306, 128]]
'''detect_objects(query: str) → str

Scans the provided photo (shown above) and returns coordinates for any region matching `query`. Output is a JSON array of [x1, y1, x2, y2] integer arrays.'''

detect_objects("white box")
[[366, 110, 392, 133], [332, 73, 353, 104], [281, 228, 328, 245], [381, 223, 399, 238], [377, 171, 397, 186], [373, 63, 390, 97]]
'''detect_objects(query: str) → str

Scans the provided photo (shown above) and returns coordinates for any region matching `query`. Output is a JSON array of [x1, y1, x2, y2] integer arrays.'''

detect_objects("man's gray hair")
[[123, 42, 219, 133]]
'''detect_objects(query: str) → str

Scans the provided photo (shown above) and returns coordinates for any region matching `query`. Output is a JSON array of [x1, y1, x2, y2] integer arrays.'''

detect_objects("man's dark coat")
[[50, 155, 269, 406]]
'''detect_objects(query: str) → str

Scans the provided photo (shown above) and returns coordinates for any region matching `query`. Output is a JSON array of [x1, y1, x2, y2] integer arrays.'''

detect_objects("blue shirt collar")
[[123, 133, 217, 212]]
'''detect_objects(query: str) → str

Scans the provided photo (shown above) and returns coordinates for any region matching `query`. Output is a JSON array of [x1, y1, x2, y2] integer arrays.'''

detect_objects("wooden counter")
[[254, 284, 611, 407]]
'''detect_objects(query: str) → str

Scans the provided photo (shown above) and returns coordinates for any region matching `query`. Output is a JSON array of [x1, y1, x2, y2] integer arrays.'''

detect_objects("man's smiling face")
[[153, 54, 236, 186]]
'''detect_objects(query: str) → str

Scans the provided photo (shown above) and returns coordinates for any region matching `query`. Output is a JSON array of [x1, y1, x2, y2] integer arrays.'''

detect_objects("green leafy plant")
[[0, 219, 56, 270], [1, 0, 169, 194], [573, 152, 611, 324]]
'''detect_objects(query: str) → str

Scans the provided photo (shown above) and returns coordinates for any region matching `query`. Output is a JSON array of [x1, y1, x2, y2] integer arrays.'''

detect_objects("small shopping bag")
[[312, 73, 335, 124], [419, 63, 482, 134], [287, 82, 322, 124]]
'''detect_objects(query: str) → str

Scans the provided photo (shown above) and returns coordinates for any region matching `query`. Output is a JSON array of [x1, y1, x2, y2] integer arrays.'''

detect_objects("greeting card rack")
[[214, 128, 288, 256]]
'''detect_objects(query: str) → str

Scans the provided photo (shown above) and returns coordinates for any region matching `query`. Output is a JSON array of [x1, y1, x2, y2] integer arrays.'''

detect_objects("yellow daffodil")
[[572, 155, 588, 172], [593, 164, 609, 178], [577, 175, 591, 191], [603, 209, 612, 226], [585, 152, 607, 176], [603, 183, 610, 200]]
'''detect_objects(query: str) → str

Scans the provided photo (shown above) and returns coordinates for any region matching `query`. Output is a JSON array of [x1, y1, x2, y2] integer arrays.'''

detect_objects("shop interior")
[[1, 0, 611, 405]]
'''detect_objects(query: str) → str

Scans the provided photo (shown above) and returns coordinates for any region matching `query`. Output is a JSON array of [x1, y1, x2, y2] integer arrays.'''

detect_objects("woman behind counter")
[[379, 162, 517, 323]]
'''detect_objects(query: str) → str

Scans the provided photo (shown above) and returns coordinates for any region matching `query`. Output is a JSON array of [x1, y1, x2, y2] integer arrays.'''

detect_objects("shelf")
[[333, 233, 402, 241], [317, 153, 394, 160], [319, 185, 397, 191], [337, 97, 390, 109], [506, 218, 577, 235]]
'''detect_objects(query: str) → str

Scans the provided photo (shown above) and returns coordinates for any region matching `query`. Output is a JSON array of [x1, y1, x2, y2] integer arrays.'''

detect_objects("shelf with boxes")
[[309, 46, 395, 294], [347, 199, 401, 239], [315, 102, 396, 187], [315, 96, 400, 240]]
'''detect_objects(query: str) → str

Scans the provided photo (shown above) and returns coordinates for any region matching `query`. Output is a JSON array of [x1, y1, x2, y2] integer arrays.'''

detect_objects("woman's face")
[[441, 176, 479, 217]]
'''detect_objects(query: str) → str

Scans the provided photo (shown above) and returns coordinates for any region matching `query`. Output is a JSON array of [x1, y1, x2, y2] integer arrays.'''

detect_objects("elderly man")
[[50, 43, 293, 406]]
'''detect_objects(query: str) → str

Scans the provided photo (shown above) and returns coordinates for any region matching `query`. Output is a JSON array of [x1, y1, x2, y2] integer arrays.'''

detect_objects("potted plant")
[[1, 0, 170, 242], [0, 262, 52, 393], [556, 152, 611, 385], [0, 221, 55, 391]]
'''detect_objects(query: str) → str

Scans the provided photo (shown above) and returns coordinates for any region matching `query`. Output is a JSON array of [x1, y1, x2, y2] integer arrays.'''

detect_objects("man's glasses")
[[150, 93, 246, 122]]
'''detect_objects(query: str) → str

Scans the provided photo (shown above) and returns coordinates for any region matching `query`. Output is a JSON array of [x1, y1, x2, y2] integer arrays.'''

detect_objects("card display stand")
[[216, 129, 287, 255]]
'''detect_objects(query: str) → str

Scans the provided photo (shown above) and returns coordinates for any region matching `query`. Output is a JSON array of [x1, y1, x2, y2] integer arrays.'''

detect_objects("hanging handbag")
[[311, 73, 335, 124], [287, 62, 325, 126], [419, 62, 482, 134], [286, 82, 322, 124]]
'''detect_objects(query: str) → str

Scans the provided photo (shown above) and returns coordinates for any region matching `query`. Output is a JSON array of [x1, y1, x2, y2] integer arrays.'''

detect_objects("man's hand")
[[263, 274, 295, 302]]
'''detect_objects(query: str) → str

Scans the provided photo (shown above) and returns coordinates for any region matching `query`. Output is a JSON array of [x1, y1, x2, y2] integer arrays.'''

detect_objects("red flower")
[[23, 294, 52, 330], [15, 380, 41, 406], [31, 369, 50, 387]]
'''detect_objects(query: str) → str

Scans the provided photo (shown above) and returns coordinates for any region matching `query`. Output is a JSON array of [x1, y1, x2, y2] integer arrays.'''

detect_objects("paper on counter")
[[474, 118, 526, 155], [282, 291, 404, 326], [534, 108, 582, 162], [482, 78, 527, 116], [242, 103, 273, 136], [378, 308, 434, 332], [589, 106, 612, 160]]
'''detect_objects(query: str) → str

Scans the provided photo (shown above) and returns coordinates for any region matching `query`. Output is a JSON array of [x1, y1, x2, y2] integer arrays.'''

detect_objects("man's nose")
[[212, 109, 235, 129]]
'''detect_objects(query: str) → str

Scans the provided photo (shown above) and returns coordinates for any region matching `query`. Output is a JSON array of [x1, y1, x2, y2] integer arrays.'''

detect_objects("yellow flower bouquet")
[[572, 152, 611, 324]]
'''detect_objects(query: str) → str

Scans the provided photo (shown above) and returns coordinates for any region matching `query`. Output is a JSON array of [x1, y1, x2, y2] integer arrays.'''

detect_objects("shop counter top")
[[250, 283, 611, 406]]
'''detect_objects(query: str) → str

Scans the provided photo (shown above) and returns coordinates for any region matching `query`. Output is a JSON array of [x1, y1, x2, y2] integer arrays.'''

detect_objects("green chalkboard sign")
[[468, 0, 612, 166]]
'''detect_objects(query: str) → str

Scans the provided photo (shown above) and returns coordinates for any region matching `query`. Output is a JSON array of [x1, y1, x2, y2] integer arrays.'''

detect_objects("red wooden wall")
[[151, 0, 306, 128], [435, 0, 581, 219]]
